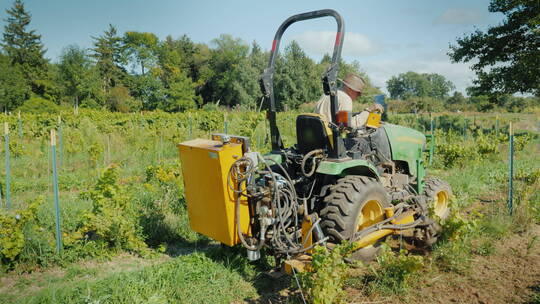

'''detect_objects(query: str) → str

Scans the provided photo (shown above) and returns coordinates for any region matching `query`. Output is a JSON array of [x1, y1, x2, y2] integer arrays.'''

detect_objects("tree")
[[200, 34, 257, 107], [91, 24, 127, 93], [58, 45, 103, 105], [158, 71, 198, 112], [386, 71, 455, 100], [106, 86, 141, 112], [0, 53, 29, 111], [2, 0, 48, 96], [153, 35, 200, 111], [449, 0, 540, 96], [123, 31, 158, 75], [273, 41, 321, 110]]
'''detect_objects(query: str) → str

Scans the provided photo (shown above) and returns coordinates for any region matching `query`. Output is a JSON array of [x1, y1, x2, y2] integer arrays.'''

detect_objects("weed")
[[367, 245, 424, 295], [298, 243, 353, 304], [473, 239, 496, 256]]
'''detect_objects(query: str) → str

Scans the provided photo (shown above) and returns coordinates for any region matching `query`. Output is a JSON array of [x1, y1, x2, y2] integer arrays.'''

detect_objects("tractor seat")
[[296, 114, 333, 154]]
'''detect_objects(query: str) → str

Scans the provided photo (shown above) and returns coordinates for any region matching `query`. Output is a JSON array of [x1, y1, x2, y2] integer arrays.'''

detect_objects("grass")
[[16, 253, 256, 304]]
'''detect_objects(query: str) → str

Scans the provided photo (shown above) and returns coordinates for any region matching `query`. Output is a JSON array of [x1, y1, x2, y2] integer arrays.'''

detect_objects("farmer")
[[314, 73, 383, 127]]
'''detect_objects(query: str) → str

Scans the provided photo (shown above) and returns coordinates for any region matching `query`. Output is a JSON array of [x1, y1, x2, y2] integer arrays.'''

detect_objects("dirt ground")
[[346, 224, 540, 304]]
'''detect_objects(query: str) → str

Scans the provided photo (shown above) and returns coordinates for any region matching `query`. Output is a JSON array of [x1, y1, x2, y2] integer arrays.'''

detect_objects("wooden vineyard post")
[[51, 129, 63, 253], [508, 123, 514, 215], [224, 113, 228, 134], [4, 122, 11, 209]]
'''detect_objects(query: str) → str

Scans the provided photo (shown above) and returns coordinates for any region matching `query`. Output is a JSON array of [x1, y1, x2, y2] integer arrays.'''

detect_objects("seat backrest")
[[296, 114, 333, 154]]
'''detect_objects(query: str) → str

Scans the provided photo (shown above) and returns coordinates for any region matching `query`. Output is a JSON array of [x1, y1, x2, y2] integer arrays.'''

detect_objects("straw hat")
[[342, 73, 365, 93]]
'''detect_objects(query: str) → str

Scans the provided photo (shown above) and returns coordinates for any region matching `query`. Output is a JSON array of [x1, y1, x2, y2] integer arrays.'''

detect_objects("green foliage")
[[435, 134, 479, 168], [432, 212, 479, 273], [58, 45, 104, 108], [514, 133, 532, 151], [449, 0, 540, 96], [77, 165, 147, 253], [201, 34, 258, 108], [274, 41, 321, 110], [299, 243, 353, 304], [137, 164, 200, 246], [2, 0, 49, 96], [369, 245, 424, 294], [21, 253, 255, 304], [106, 85, 142, 112], [91, 24, 127, 93], [0, 54, 29, 110], [16, 97, 59, 114], [0, 198, 52, 265], [387, 71, 455, 100], [123, 31, 158, 75]]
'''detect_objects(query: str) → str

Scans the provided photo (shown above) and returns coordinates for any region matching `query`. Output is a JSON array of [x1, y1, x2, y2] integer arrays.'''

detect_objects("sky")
[[0, 0, 505, 94]]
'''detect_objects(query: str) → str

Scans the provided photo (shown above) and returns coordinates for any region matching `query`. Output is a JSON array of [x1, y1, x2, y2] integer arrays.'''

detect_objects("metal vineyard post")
[[58, 116, 63, 168], [507, 123, 514, 215], [4, 122, 11, 209], [51, 129, 63, 253]]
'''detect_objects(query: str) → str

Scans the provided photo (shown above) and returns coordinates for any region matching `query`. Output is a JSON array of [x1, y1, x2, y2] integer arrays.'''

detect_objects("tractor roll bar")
[[260, 9, 345, 156]]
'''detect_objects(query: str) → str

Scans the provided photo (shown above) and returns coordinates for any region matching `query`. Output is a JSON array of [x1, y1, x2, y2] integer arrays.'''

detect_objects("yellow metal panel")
[[366, 112, 382, 128], [178, 139, 250, 246], [301, 216, 313, 254]]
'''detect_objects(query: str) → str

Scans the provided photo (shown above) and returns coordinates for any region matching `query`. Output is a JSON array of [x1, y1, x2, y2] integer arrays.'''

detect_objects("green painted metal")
[[427, 119, 435, 166], [382, 123, 425, 176], [316, 159, 379, 178], [263, 153, 282, 165], [58, 123, 63, 168], [4, 132, 11, 209], [508, 130, 514, 215], [416, 147, 425, 194], [52, 137, 62, 253]]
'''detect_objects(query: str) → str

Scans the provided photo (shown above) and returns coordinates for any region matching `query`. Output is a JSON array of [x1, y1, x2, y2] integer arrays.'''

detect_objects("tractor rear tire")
[[320, 176, 390, 262]]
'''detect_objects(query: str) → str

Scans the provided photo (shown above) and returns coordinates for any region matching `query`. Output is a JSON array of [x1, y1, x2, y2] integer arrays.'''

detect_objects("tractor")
[[178, 9, 451, 272]]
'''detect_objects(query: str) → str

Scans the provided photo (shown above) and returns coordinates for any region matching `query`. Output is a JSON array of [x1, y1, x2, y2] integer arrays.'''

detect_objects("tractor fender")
[[316, 159, 380, 180]]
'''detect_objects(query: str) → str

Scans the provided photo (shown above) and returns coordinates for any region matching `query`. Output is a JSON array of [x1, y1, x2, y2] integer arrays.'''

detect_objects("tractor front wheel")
[[424, 178, 452, 220], [320, 176, 390, 262]]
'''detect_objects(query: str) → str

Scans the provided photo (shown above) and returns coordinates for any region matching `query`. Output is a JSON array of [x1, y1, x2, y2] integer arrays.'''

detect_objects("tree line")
[[0, 0, 384, 113], [0, 0, 538, 114]]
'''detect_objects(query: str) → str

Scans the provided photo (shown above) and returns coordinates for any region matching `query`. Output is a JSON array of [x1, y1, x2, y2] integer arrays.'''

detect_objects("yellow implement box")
[[178, 139, 250, 246]]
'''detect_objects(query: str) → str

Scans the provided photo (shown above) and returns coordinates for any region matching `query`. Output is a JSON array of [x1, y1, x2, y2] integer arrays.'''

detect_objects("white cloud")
[[362, 57, 476, 95], [436, 8, 486, 25], [291, 31, 380, 57]]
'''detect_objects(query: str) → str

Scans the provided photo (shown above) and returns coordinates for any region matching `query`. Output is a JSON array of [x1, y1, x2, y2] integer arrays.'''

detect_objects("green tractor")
[[178, 9, 451, 271]]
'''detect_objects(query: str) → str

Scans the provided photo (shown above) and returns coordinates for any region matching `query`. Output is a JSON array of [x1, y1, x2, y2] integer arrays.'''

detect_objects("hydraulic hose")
[[301, 149, 324, 177], [235, 190, 265, 251]]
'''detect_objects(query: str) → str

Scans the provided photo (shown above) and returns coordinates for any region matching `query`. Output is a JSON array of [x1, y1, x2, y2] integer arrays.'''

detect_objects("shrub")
[[106, 86, 142, 113], [76, 165, 147, 253], [16, 97, 60, 114], [299, 243, 353, 304], [0, 197, 54, 268]]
